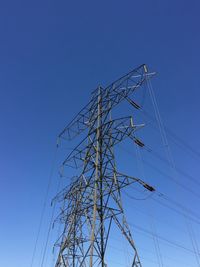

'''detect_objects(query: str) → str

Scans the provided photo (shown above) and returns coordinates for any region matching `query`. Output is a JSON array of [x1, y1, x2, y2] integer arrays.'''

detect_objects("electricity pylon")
[[54, 64, 155, 267]]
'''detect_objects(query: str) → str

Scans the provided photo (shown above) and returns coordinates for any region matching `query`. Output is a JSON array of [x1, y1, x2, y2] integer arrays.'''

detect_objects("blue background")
[[0, 1, 200, 267]]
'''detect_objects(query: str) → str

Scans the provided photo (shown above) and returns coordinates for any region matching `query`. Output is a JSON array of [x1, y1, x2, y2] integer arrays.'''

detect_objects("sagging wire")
[[123, 171, 200, 226], [109, 234, 194, 267], [185, 217, 200, 267], [156, 192, 200, 222], [51, 178, 66, 267], [30, 139, 59, 267], [133, 132, 164, 267], [124, 189, 154, 201], [126, 76, 200, 189], [125, 84, 200, 264], [145, 78, 200, 257], [118, 141, 200, 227], [129, 221, 200, 257], [146, 77, 177, 175], [139, 103, 200, 162], [119, 142, 198, 200], [123, 195, 192, 239], [126, 98, 200, 190], [145, 144, 200, 188], [134, 140, 200, 196], [152, 195, 200, 226], [150, 216, 164, 267], [40, 151, 63, 267]]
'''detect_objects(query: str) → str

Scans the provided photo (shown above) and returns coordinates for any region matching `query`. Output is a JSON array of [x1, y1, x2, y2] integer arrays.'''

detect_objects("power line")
[[129, 222, 200, 257], [120, 142, 200, 219], [147, 146, 200, 187], [30, 142, 58, 267], [119, 227, 198, 267], [135, 92, 200, 162], [152, 196, 200, 226], [125, 183, 200, 226], [40, 169, 62, 267], [119, 138, 200, 204], [150, 216, 164, 267], [185, 217, 200, 267]]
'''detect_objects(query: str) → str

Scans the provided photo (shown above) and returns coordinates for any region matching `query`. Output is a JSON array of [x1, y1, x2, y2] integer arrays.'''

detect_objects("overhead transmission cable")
[[145, 143, 200, 188], [129, 221, 200, 257], [134, 80, 200, 163], [119, 142, 200, 202], [30, 141, 59, 267], [127, 77, 200, 189], [150, 216, 164, 267], [39, 142, 63, 267], [119, 141, 200, 225], [109, 234, 197, 267], [123, 195, 195, 238], [145, 79, 200, 261], [130, 136, 163, 267], [140, 106, 200, 162], [125, 181, 200, 225], [146, 77, 177, 177], [185, 217, 200, 267]]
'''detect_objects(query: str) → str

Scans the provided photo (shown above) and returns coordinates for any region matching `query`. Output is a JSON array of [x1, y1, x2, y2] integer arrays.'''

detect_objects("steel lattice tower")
[[54, 64, 155, 267]]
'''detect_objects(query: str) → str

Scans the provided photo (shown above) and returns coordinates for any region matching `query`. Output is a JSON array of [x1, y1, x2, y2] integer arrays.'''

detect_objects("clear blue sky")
[[0, 1, 200, 267]]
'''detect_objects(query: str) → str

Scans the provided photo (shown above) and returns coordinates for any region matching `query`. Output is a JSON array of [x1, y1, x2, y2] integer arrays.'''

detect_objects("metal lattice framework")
[[54, 64, 155, 267]]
